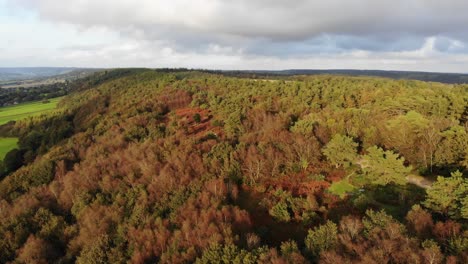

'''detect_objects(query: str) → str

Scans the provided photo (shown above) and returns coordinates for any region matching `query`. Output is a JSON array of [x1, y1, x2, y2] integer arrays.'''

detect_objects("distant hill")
[[0, 67, 101, 106], [3, 67, 468, 84], [245, 69, 468, 84], [0, 67, 99, 81]]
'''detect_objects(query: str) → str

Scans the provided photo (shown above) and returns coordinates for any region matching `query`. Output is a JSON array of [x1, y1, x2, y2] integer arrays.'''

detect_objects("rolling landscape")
[[1, 0, 467, 263]]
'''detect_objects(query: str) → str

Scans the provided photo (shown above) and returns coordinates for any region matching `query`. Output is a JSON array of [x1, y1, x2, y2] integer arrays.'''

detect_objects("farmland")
[[0, 97, 61, 125]]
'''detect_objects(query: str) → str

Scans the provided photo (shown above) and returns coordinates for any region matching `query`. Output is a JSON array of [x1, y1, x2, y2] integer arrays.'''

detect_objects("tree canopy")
[[0, 69, 466, 263], [360, 146, 412, 186], [322, 134, 358, 168], [424, 171, 468, 219]]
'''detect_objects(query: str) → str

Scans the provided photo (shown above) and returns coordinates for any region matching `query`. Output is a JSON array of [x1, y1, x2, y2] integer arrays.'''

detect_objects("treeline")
[[269, 70, 468, 84], [0, 82, 71, 106], [0, 70, 466, 263]]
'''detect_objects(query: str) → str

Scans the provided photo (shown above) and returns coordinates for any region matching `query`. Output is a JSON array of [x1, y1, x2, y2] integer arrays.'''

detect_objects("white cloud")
[[2, 0, 468, 72]]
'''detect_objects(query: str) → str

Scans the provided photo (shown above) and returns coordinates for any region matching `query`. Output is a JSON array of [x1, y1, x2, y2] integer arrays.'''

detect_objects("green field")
[[0, 97, 61, 125], [328, 179, 357, 198], [0, 137, 18, 160]]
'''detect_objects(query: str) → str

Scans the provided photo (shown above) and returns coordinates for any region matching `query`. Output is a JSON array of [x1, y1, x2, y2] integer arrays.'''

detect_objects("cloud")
[[10, 0, 468, 39], [3, 0, 468, 71], [9, 0, 468, 56]]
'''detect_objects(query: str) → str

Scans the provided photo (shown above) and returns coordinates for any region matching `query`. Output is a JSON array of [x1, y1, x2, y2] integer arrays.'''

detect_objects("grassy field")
[[0, 97, 61, 125], [328, 179, 357, 198], [0, 137, 18, 160]]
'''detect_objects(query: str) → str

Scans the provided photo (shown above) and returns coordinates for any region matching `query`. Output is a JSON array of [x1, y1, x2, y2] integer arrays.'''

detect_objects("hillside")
[[0, 69, 466, 263]]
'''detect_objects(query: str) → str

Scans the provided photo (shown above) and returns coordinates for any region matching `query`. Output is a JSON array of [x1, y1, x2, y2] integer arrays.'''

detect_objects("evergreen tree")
[[322, 134, 358, 168], [360, 146, 411, 186], [424, 171, 467, 219]]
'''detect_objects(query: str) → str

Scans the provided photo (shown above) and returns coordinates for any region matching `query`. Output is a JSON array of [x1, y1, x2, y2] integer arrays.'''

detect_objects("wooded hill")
[[259, 69, 468, 84], [0, 69, 466, 263]]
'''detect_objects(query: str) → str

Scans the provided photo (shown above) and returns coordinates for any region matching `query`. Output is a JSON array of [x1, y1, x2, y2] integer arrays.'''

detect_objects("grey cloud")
[[221, 35, 430, 58], [12, 0, 468, 39], [7, 0, 468, 59], [432, 37, 467, 53]]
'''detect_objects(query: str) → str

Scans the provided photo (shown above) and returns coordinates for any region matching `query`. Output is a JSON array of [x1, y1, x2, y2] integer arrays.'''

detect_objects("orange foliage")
[[157, 89, 192, 110]]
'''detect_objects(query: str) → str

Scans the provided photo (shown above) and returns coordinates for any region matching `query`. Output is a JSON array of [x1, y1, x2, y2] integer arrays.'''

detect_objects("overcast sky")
[[1, 0, 468, 72]]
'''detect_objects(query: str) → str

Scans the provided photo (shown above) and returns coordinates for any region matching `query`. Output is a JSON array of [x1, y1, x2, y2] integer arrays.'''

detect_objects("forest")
[[0, 69, 466, 263]]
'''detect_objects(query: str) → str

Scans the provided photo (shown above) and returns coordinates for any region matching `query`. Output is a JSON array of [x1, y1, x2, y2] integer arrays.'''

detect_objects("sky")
[[1, 0, 468, 72]]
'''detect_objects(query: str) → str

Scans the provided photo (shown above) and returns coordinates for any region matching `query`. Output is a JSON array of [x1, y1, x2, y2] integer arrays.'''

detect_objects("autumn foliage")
[[0, 70, 466, 263]]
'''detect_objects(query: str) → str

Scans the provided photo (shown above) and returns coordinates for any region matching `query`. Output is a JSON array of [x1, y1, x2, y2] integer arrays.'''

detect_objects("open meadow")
[[0, 97, 61, 125]]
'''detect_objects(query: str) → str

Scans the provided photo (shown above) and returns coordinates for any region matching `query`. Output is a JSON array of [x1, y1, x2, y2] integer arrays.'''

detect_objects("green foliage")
[[362, 209, 403, 235], [279, 240, 306, 262], [211, 119, 223, 127], [280, 240, 300, 257], [193, 113, 202, 123], [20, 130, 44, 151], [447, 234, 468, 255], [269, 201, 291, 222], [76, 235, 111, 264], [434, 125, 468, 167], [2, 148, 24, 174], [305, 220, 338, 257], [423, 171, 468, 219], [322, 134, 358, 168], [265, 189, 320, 224], [0, 158, 55, 200], [352, 193, 374, 212], [290, 116, 317, 135], [196, 243, 269, 264], [26, 160, 55, 187], [360, 146, 411, 186], [33, 208, 66, 241], [307, 174, 325, 181]]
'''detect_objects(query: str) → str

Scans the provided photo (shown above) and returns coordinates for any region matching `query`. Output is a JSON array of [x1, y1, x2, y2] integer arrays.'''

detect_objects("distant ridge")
[[2, 67, 468, 84], [242, 69, 468, 84], [0, 67, 98, 81]]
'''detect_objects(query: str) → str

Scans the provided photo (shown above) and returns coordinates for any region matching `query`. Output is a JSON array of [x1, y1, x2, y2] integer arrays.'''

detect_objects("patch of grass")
[[0, 137, 18, 160], [328, 179, 356, 198], [0, 97, 61, 125]]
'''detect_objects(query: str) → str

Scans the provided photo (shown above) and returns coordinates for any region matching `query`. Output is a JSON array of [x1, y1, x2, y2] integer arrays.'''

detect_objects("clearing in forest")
[[0, 137, 18, 160]]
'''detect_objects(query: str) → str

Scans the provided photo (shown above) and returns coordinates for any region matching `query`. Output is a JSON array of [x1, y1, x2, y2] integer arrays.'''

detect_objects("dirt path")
[[407, 174, 433, 189]]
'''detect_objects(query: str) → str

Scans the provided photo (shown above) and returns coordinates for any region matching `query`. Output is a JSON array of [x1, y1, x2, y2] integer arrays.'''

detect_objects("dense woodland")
[[0, 69, 466, 263]]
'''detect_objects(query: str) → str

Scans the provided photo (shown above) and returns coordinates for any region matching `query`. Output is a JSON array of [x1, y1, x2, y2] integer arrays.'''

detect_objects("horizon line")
[[1, 66, 467, 75]]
